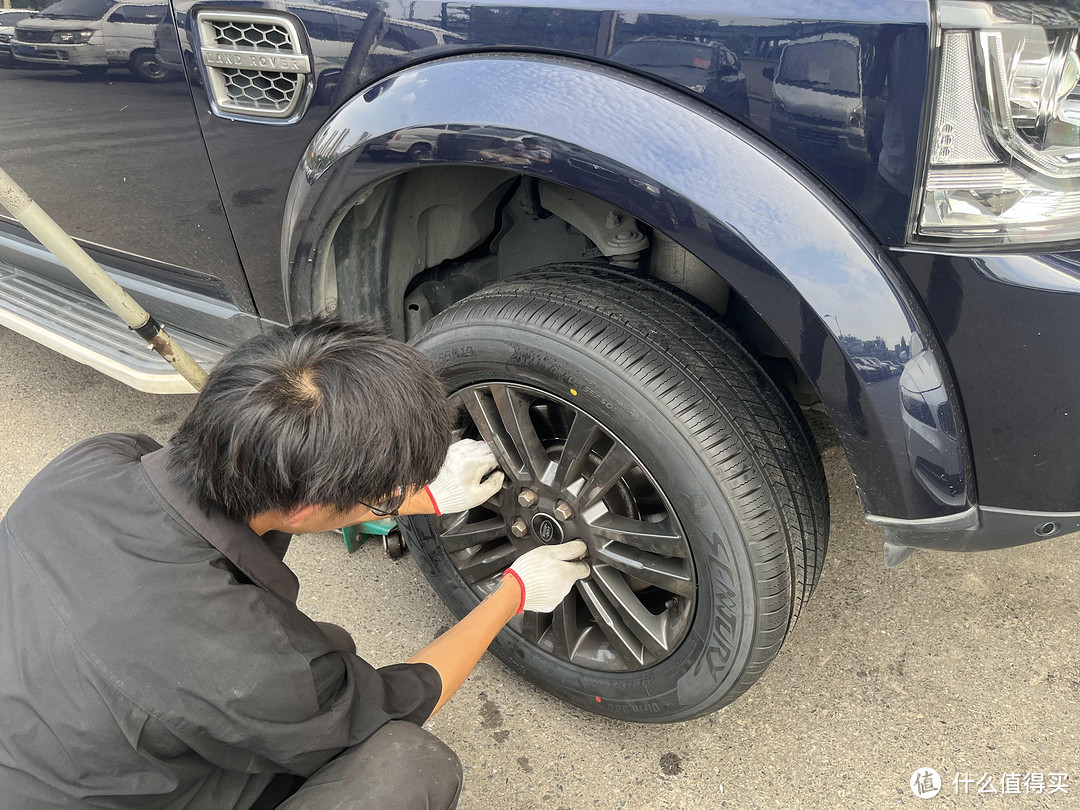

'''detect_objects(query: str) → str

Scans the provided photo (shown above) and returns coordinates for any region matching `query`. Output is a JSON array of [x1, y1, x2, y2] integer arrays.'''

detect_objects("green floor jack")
[[341, 518, 407, 559]]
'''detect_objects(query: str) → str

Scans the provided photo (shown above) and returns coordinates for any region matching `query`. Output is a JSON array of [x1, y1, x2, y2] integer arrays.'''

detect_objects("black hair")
[[168, 317, 452, 522]]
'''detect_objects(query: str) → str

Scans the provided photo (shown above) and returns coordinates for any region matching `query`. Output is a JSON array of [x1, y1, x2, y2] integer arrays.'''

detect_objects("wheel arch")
[[282, 52, 973, 525]]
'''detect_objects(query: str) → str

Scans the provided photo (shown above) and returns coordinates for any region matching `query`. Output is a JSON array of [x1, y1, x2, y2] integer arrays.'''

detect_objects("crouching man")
[[0, 318, 589, 808]]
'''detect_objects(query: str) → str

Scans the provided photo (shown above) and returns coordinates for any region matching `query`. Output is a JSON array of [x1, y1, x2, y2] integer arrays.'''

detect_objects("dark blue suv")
[[2, 0, 1078, 722]]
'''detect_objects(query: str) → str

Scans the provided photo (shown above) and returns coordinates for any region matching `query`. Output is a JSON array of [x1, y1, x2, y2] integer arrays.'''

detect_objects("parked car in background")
[[12, 0, 168, 81], [767, 32, 885, 185], [610, 36, 750, 118], [0, 8, 36, 66], [2, 0, 1079, 724], [296, 9, 466, 103]]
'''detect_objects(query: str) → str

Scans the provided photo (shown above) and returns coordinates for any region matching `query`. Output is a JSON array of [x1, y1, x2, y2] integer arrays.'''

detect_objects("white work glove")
[[503, 540, 591, 614], [425, 439, 504, 515]]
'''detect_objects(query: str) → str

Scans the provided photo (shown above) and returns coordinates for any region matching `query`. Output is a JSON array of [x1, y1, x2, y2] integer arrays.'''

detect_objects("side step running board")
[[0, 265, 226, 394]]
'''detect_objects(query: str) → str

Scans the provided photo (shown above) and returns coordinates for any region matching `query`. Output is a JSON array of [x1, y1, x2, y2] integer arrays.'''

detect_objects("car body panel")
[[169, 0, 930, 323]]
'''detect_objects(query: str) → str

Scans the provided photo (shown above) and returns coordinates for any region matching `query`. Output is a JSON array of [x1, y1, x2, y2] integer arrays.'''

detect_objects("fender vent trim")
[[195, 10, 311, 122]]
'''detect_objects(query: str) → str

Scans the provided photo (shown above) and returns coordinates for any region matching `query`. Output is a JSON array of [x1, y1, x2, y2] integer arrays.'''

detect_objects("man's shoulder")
[[52, 432, 162, 470], [1, 434, 159, 522]]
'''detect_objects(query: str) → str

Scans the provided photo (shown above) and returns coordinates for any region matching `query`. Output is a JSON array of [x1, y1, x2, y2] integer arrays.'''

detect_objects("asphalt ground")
[[1, 325, 1078, 809]]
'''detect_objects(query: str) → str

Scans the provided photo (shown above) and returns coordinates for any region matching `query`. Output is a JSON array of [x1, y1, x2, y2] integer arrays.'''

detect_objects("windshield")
[[777, 40, 860, 96], [38, 0, 112, 20]]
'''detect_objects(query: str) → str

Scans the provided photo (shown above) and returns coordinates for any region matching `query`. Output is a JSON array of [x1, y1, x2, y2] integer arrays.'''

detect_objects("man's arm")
[[406, 578, 521, 716], [407, 542, 590, 717]]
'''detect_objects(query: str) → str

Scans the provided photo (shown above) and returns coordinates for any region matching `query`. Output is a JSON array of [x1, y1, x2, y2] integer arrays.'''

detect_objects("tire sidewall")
[[407, 322, 766, 721]]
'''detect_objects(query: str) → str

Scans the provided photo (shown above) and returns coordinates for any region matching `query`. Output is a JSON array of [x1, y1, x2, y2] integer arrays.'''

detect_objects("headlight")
[[901, 388, 936, 427], [53, 30, 94, 44], [917, 2, 1080, 245]]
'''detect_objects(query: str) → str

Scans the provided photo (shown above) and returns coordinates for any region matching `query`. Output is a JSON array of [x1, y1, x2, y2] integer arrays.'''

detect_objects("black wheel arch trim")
[[281, 52, 977, 534], [872, 505, 1080, 553]]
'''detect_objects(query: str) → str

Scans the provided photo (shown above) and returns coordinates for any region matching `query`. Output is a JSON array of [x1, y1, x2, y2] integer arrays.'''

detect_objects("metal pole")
[[0, 165, 208, 390], [824, 313, 843, 338]]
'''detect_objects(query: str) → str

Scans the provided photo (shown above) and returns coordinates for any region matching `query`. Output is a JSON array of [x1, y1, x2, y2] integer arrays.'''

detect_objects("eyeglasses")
[[359, 486, 406, 517]]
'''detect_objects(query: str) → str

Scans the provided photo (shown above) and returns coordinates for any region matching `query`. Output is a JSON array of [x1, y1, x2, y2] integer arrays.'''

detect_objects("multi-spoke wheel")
[[443, 382, 695, 671], [403, 265, 828, 721]]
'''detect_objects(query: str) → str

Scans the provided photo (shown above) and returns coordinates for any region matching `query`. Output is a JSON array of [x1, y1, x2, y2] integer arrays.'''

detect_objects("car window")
[[109, 4, 165, 24]]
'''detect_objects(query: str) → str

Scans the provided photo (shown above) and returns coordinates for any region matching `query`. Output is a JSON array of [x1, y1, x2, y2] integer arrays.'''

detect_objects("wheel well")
[[320, 165, 821, 409]]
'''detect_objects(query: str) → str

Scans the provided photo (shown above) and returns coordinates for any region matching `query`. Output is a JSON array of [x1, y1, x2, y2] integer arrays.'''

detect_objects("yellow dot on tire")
[[570, 388, 578, 396]]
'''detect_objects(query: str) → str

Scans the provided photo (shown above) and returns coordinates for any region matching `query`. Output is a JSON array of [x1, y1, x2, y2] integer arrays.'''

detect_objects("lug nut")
[[517, 489, 538, 508], [554, 500, 573, 521], [510, 517, 529, 537]]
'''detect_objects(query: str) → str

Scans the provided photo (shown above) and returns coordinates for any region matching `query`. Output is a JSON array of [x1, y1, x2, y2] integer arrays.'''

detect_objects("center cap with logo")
[[531, 513, 564, 545]]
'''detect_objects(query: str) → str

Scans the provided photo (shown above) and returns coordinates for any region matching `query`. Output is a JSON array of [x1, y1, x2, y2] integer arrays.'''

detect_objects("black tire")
[[406, 142, 433, 161], [403, 264, 828, 721], [129, 49, 167, 83]]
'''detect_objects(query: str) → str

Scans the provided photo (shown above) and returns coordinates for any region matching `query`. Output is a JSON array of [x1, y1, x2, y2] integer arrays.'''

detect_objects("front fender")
[[283, 53, 973, 527]]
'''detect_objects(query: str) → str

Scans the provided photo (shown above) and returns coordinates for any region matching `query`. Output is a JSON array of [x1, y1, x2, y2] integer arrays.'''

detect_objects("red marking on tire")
[[595, 696, 601, 702]]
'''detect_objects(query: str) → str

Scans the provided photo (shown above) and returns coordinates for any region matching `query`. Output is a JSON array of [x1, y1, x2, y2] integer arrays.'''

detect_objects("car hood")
[[17, 16, 102, 30], [773, 82, 861, 125], [900, 352, 942, 394]]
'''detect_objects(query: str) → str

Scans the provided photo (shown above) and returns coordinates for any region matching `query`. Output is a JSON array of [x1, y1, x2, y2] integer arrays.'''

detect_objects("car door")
[[101, 2, 163, 65], [0, 3, 252, 316]]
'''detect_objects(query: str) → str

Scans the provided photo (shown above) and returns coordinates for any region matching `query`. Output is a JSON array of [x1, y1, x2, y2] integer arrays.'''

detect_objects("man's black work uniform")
[[0, 434, 450, 808]]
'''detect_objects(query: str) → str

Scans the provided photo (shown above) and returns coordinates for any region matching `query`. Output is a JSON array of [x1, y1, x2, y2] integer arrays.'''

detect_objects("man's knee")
[[278, 721, 462, 809], [372, 721, 462, 808]]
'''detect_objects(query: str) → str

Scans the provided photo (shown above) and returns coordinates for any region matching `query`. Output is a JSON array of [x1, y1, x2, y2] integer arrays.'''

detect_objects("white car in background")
[[0, 8, 37, 65], [12, 0, 169, 81]]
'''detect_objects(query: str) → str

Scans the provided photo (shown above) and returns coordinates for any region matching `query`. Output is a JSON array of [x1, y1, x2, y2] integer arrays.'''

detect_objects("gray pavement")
[[1, 324, 1077, 809]]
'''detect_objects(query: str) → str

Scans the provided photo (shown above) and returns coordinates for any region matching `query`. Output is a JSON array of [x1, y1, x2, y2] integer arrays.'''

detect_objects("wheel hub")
[[530, 513, 564, 544]]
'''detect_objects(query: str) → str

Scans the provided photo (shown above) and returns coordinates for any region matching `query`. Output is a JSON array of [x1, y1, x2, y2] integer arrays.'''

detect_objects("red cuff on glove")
[[502, 569, 526, 615], [424, 485, 442, 516]]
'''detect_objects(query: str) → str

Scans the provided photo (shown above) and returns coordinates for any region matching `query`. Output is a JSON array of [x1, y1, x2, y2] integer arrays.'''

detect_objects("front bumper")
[[11, 42, 105, 67], [871, 506, 1080, 552], [883, 248, 1080, 552]]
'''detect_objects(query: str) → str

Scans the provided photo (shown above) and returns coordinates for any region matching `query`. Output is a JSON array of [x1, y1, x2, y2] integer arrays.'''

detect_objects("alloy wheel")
[[437, 382, 696, 672]]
